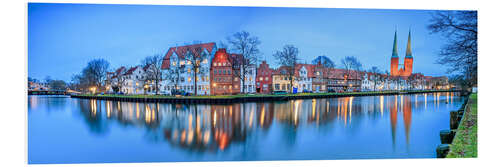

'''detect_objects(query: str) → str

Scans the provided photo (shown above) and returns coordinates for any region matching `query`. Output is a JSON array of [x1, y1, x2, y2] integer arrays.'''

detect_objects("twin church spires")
[[390, 29, 413, 77]]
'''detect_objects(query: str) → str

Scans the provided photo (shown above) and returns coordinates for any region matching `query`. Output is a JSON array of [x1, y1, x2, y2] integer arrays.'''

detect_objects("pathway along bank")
[[70, 90, 460, 104]]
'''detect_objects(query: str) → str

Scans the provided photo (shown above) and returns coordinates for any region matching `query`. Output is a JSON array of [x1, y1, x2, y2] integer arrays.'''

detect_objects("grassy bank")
[[75, 90, 452, 99], [447, 93, 477, 158]]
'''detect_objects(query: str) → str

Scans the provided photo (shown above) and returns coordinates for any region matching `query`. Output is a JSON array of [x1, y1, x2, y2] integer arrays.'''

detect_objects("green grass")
[[447, 93, 477, 158], [74, 90, 451, 99]]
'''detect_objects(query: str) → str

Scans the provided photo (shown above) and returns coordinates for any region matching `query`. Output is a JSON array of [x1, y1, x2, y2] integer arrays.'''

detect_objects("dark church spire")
[[405, 29, 412, 58], [392, 30, 398, 58]]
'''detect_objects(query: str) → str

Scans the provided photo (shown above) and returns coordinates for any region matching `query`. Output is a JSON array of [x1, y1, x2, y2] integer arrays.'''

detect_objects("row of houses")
[[105, 42, 450, 95]]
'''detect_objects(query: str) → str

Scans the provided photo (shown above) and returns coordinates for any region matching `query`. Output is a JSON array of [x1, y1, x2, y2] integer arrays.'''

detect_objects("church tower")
[[403, 29, 413, 77], [390, 30, 399, 76]]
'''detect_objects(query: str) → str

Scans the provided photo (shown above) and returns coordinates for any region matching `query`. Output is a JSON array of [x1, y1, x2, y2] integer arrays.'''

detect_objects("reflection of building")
[[388, 95, 413, 148]]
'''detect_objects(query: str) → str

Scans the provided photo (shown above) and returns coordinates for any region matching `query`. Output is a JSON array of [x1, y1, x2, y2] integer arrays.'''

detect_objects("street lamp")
[[89, 87, 96, 94]]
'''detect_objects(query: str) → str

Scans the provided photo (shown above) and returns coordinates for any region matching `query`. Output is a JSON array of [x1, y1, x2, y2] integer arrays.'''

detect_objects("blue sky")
[[28, 3, 450, 81]]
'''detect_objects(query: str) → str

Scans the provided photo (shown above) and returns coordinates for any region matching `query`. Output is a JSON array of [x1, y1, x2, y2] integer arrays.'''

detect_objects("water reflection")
[[76, 93, 449, 151], [28, 92, 464, 162]]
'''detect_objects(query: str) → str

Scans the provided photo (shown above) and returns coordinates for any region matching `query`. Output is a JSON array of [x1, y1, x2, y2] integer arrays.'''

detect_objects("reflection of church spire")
[[403, 96, 412, 149], [392, 30, 399, 58], [390, 95, 398, 149]]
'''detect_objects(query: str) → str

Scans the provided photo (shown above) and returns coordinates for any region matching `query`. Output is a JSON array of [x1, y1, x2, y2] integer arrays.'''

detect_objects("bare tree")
[[142, 55, 164, 95], [312, 55, 336, 68], [428, 11, 477, 89], [46, 79, 67, 90], [164, 62, 185, 94], [79, 59, 110, 92], [226, 31, 261, 94], [341, 56, 362, 88], [368, 66, 382, 91], [273, 45, 299, 93], [183, 42, 209, 96]]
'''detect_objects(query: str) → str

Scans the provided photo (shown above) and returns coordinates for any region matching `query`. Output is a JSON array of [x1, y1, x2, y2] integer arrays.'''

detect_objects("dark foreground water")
[[28, 92, 464, 164]]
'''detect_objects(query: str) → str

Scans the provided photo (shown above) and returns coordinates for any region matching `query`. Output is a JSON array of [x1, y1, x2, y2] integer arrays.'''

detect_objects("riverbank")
[[70, 90, 459, 104], [447, 93, 477, 158]]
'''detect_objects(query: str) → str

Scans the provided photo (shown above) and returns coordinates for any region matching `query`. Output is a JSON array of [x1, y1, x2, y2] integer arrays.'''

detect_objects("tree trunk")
[[194, 70, 198, 96], [241, 68, 246, 94]]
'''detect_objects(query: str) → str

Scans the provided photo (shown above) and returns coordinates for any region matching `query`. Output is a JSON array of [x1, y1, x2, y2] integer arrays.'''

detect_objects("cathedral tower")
[[390, 30, 399, 76], [403, 30, 413, 77]]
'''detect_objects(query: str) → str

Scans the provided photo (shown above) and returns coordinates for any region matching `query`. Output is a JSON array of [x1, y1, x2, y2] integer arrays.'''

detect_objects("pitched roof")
[[110, 66, 126, 79], [294, 64, 316, 78], [161, 42, 216, 69], [212, 48, 231, 64], [124, 66, 139, 75]]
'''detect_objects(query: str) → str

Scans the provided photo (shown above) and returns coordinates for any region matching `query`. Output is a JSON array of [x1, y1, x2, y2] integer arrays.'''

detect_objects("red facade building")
[[255, 61, 274, 94], [210, 49, 240, 95]]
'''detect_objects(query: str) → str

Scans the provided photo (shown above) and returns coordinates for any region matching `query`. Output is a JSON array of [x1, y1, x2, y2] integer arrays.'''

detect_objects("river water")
[[28, 92, 464, 164]]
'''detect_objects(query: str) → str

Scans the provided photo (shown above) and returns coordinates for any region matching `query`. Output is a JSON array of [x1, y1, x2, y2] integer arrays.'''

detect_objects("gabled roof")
[[294, 64, 316, 78], [161, 42, 216, 69], [124, 66, 139, 75], [212, 48, 231, 65]]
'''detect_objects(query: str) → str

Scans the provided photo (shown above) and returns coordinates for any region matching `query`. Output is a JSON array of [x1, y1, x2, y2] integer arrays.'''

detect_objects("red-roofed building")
[[256, 61, 275, 94], [210, 49, 240, 95], [121, 66, 146, 94], [294, 64, 314, 92], [160, 42, 216, 95]]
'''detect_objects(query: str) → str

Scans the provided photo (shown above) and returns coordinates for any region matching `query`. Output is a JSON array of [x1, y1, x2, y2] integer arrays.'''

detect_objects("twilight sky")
[[28, 3, 450, 81]]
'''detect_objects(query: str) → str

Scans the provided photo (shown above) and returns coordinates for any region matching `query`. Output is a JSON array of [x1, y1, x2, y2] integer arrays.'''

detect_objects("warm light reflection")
[[69, 92, 459, 154]]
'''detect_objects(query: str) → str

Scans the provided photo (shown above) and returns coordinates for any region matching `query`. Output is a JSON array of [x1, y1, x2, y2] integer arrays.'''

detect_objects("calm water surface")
[[28, 93, 464, 164]]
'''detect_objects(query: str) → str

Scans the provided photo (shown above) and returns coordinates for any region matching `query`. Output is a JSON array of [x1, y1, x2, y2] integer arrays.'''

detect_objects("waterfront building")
[[160, 42, 216, 95], [272, 66, 296, 92], [255, 61, 274, 94], [240, 64, 256, 94], [325, 68, 362, 92], [227, 53, 256, 94], [122, 66, 146, 94], [311, 63, 328, 93], [210, 49, 240, 95], [295, 64, 314, 93], [28, 80, 49, 91], [390, 29, 414, 77], [106, 66, 127, 93]]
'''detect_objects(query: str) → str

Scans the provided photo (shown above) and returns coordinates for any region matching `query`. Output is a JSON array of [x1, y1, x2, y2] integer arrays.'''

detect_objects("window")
[[260, 77, 263, 81], [265, 77, 268, 81], [275, 84, 280, 90]]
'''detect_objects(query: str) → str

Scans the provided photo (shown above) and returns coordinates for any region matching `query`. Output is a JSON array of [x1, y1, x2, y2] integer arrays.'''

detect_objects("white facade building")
[[160, 43, 216, 95], [296, 65, 313, 93], [240, 65, 256, 93], [122, 66, 146, 95]]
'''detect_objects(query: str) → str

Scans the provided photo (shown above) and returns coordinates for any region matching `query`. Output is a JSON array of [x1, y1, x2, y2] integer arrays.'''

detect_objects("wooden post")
[[439, 130, 455, 144], [436, 144, 450, 158], [450, 111, 459, 129]]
